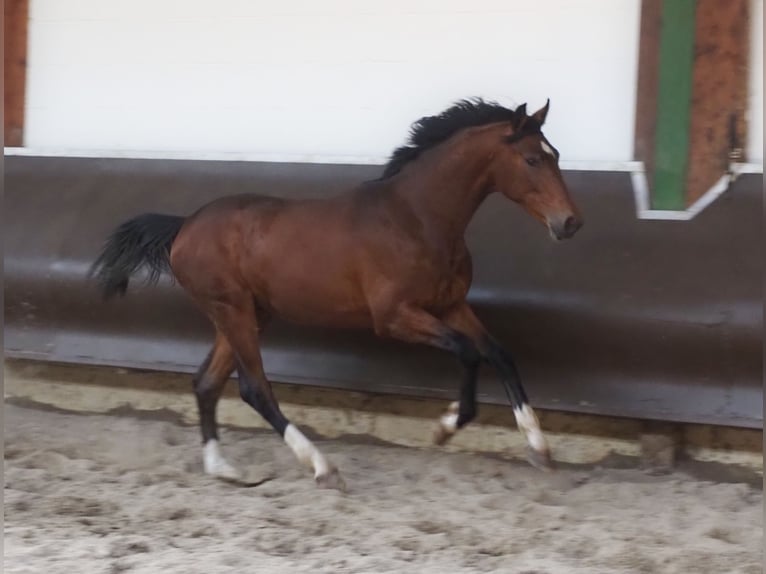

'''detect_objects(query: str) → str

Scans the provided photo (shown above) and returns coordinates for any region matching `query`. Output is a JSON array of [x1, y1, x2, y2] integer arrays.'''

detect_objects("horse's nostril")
[[548, 215, 582, 240], [564, 216, 582, 236]]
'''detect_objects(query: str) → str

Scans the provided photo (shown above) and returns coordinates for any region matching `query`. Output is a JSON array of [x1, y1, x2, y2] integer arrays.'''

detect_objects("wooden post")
[[4, 0, 29, 147], [633, 0, 750, 210]]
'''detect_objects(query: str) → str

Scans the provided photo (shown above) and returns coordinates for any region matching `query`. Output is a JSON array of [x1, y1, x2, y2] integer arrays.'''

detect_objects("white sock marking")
[[514, 404, 549, 452], [203, 439, 240, 479], [540, 139, 556, 157], [283, 424, 331, 478]]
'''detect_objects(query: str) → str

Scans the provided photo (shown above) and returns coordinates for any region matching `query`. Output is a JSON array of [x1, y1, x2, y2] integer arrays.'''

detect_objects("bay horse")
[[91, 98, 583, 490]]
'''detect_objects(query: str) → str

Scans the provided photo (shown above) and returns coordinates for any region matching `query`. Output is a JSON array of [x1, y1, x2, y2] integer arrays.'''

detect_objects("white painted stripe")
[[636, 210, 694, 221], [3, 146, 647, 172], [684, 174, 734, 217], [630, 162, 760, 221], [631, 169, 652, 214], [730, 162, 764, 174], [8, 147, 761, 176], [3, 146, 388, 166]]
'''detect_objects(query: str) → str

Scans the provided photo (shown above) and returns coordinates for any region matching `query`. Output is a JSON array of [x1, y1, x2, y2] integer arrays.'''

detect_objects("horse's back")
[[171, 190, 376, 326]]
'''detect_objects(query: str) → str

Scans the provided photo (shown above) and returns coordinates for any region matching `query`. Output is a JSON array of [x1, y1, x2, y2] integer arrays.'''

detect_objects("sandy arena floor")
[[4, 403, 762, 574]]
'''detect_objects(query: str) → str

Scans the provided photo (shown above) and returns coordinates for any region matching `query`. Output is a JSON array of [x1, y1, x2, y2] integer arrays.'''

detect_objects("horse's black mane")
[[380, 98, 542, 179]]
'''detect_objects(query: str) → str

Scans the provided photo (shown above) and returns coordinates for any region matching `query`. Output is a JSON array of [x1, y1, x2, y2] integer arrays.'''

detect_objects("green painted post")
[[652, 0, 697, 210]]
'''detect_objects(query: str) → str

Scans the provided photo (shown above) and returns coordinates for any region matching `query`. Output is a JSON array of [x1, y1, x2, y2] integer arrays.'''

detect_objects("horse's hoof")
[[526, 446, 556, 472], [433, 425, 453, 446], [315, 467, 347, 492], [209, 466, 244, 483], [205, 459, 244, 482]]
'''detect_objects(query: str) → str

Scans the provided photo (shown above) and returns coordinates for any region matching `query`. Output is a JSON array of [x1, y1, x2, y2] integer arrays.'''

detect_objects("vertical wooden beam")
[[4, 0, 29, 147], [634, 0, 663, 190], [685, 0, 750, 205], [634, 0, 751, 211]]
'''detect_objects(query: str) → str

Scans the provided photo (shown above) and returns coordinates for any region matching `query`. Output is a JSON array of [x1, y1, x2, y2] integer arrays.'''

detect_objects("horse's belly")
[[268, 292, 373, 328], [258, 264, 372, 329]]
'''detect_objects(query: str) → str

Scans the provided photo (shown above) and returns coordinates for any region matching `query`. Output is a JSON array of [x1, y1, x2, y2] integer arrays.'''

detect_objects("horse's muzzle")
[[549, 215, 583, 240]]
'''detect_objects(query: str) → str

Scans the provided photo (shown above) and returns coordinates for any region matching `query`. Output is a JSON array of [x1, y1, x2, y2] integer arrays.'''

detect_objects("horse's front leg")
[[441, 303, 553, 470], [372, 303, 482, 443]]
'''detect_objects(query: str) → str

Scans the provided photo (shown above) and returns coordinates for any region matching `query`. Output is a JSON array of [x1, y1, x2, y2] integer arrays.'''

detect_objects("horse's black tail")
[[89, 213, 186, 300]]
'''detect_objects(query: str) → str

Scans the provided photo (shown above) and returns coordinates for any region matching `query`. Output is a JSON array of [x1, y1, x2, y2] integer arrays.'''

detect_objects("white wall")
[[747, 0, 763, 165], [24, 0, 641, 164]]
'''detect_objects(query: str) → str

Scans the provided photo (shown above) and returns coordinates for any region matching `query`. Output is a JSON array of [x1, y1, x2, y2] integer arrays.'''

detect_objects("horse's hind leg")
[[209, 297, 345, 491], [193, 332, 240, 480]]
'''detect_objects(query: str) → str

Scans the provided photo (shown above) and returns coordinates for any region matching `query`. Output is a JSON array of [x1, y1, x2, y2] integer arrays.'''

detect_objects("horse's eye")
[[525, 156, 541, 167]]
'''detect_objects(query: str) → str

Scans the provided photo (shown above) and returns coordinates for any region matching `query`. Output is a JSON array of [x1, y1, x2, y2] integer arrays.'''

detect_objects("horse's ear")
[[531, 99, 550, 125], [512, 103, 528, 129]]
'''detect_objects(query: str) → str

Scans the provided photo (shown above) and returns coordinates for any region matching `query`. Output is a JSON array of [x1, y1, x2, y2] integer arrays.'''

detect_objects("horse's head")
[[489, 100, 583, 240]]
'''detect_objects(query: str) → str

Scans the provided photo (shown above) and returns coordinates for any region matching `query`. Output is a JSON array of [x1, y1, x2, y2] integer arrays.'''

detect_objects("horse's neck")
[[395, 137, 494, 243]]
